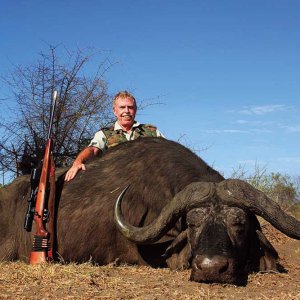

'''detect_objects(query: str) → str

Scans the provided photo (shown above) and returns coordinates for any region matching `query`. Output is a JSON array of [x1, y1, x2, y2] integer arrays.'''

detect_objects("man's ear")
[[113, 105, 117, 116]]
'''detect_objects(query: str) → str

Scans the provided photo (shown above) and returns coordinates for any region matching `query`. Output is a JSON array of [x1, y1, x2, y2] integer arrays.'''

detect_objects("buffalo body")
[[1, 138, 299, 285]]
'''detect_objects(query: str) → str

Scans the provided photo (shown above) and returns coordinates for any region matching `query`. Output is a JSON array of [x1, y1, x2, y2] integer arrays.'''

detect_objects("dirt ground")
[[0, 223, 299, 300]]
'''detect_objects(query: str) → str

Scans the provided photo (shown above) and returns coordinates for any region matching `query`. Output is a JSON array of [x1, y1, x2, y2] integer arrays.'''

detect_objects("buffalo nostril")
[[194, 255, 229, 274], [218, 261, 229, 274]]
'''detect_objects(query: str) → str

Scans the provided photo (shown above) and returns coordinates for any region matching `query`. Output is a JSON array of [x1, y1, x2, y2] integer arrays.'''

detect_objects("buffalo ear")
[[163, 230, 192, 270], [166, 243, 192, 270], [258, 250, 278, 271], [256, 230, 279, 272], [246, 215, 279, 272]]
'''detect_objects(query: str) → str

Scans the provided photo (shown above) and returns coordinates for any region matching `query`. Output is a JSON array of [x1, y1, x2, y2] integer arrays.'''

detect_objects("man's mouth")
[[122, 115, 132, 120]]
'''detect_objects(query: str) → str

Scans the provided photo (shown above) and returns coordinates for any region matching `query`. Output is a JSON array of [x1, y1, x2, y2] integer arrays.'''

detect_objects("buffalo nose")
[[194, 255, 229, 274]]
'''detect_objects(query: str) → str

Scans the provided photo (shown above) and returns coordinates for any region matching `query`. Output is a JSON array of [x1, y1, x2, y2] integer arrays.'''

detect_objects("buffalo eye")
[[231, 217, 246, 231], [186, 207, 209, 227], [186, 208, 209, 249], [225, 208, 249, 247], [232, 224, 245, 235]]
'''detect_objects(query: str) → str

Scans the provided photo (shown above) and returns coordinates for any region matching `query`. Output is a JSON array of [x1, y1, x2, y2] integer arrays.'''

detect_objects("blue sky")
[[1, 0, 299, 179]]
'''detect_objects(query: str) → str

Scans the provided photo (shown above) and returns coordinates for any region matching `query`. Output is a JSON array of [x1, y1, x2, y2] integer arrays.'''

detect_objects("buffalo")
[[0, 138, 299, 285]]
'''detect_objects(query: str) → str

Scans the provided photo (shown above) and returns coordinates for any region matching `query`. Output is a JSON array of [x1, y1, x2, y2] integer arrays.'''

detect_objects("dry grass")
[[0, 224, 299, 300]]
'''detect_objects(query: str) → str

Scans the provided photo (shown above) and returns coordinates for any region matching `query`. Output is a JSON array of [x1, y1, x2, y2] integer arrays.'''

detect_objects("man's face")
[[113, 97, 137, 129]]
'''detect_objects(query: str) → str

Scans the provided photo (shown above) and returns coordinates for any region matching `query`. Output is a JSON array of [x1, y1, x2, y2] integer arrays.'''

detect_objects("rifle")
[[24, 90, 57, 264]]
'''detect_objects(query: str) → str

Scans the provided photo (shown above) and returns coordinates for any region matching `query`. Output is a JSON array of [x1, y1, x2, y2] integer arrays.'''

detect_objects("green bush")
[[231, 165, 299, 212]]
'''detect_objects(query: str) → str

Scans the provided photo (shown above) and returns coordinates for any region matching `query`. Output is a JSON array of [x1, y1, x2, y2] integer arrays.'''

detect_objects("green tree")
[[232, 164, 299, 211]]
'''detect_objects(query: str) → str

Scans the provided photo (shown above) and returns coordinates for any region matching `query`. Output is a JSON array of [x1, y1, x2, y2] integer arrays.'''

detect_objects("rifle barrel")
[[47, 90, 58, 140]]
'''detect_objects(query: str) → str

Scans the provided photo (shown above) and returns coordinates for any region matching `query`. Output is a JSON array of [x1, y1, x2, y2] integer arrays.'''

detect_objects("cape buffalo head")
[[114, 179, 300, 285]]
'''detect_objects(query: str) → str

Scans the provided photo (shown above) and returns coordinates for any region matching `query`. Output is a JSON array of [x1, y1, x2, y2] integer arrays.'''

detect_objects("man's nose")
[[124, 106, 129, 112]]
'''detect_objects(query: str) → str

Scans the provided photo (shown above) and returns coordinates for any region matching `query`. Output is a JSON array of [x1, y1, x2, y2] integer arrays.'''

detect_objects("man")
[[65, 91, 164, 181]]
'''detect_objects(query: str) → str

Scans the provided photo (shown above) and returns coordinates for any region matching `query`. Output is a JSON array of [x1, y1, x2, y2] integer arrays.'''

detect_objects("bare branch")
[[0, 46, 114, 179]]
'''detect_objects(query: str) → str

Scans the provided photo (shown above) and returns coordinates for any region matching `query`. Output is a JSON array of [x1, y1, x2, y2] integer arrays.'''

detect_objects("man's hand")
[[65, 162, 86, 182], [64, 146, 100, 182]]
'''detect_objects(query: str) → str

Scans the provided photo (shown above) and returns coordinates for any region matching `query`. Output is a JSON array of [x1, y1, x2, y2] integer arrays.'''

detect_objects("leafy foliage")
[[231, 164, 299, 211]]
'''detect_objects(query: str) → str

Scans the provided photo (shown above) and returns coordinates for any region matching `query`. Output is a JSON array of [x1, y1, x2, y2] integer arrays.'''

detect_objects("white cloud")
[[233, 119, 275, 127], [234, 119, 249, 124], [205, 128, 272, 134], [281, 125, 300, 133], [249, 128, 273, 133], [238, 105, 286, 115], [277, 157, 300, 163], [205, 129, 249, 134]]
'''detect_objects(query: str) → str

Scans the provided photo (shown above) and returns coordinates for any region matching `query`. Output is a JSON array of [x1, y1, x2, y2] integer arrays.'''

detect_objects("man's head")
[[113, 91, 137, 131]]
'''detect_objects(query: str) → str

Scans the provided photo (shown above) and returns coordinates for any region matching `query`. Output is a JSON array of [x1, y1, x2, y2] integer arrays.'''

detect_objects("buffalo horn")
[[114, 182, 215, 244], [216, 179, 300, 239]]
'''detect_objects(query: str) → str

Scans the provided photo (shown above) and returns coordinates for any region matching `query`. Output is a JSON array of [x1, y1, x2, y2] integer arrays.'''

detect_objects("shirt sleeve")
[[88, 130, 107, 151], [156, 128, 165, 138]]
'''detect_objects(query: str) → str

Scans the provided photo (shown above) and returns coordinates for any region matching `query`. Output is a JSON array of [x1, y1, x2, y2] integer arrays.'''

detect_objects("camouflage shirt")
[[88, 121, 164, 151]]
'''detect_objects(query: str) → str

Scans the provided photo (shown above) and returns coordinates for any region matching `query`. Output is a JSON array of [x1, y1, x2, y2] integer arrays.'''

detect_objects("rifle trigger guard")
[[43, 209, 49, 222]]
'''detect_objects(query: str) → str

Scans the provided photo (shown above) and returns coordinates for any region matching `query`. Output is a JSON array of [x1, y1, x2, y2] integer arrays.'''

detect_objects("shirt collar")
[[114, 121, 140, 131]]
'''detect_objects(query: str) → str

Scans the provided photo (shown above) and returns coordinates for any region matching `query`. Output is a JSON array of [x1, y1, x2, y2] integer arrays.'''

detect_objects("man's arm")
[[65, 146, 100, 181]]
